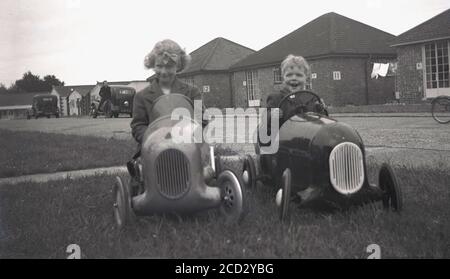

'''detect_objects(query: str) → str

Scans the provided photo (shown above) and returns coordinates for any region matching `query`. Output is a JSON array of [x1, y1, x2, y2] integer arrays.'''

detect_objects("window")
[[425, 41, 449, 89], [184, 77, 195, 87], [245, 70, 258, 101], [273, 67, 282, 84], [333, 71, 341, 80]]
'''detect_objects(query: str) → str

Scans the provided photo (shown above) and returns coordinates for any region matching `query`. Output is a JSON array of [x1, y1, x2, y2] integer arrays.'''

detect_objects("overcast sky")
[[0, 0, 448, 86]]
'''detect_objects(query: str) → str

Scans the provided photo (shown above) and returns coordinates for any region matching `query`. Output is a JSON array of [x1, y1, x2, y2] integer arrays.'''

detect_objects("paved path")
[[1, 115, 448, 177], [0, 166, 127, 186]]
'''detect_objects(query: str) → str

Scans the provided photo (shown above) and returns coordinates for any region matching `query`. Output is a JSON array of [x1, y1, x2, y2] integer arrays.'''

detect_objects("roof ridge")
[[329, 12, 336, 53], [396, 8, 449, 38], [200, 37, 221, 70], [218, 37, 256, 52], [333, 12, 396, 37], [189, 38, 217, 56]]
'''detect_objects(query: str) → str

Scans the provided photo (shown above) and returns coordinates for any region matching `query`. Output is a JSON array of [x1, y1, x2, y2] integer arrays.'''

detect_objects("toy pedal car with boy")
[[113, 93, 247, 229], [242, 90, 403, 221]]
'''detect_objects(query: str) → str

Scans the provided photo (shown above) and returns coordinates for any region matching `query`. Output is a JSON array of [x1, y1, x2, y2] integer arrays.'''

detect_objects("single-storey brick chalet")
[[230, 12, 398, 107], [178, 37, 255, 108], [391, 8, 450, 103]]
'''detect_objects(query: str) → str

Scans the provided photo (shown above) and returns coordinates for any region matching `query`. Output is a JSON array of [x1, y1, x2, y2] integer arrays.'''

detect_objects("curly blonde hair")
[[144, 39, 191, 72], [280, 55, 311, 77]]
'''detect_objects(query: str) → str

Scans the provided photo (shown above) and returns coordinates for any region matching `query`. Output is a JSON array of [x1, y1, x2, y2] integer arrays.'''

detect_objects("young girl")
[[127, 40, 201, 179], [130, 39, 201, 145]]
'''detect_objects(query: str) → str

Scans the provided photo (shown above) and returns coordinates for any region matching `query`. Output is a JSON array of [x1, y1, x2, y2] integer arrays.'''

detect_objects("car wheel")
[[113, 176, 134, 229], [128, 176, 143, 197], [379, 163, 403, 212], [278, 168, 291, 222], [218, 169, 246, 224], [431, 96, 450, 124], [242, 155, 257, 189]]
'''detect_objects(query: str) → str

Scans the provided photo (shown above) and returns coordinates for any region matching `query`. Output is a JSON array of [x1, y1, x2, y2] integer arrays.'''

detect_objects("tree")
[[13, 71, 65, 93], [15, 71, 47, 92], [0, 83, 7, 94], [43, 75, 65, 89]]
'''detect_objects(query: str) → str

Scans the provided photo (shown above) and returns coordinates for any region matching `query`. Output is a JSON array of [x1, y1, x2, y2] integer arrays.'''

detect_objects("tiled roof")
[[179, 37, 255, 75], [0, 92, 48, 106], [391, 9, 450, 46], [53, 85, 95, 97], [231, 12, 396, 70]]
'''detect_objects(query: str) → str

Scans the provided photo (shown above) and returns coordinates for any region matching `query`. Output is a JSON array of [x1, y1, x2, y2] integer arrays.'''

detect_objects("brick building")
[[178, 37, 255, 108], [230, 12, 397, 108], [391, 9, 450, 103]]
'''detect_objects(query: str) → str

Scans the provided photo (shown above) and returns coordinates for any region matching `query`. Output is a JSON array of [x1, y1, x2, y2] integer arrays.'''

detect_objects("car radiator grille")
[[155, 149, 190, 199], [329, 142, 364, 195]]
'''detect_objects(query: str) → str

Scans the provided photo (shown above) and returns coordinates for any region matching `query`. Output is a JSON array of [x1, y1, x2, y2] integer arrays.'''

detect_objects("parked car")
[[113, 93, 247, 229], [27, 94, 59, 119], [242, 90, 403, 221], [91, 85, 135, 118]]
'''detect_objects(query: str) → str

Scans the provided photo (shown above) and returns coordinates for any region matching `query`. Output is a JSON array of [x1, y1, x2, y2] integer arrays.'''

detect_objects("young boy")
[[266, 55, 311, 119]]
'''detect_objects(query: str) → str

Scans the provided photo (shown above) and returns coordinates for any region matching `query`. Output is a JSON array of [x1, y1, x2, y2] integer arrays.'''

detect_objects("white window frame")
[[333, 71, 341, 80], [184, 77, 195, 87], [273, 67, 282, 84], [422, 40, 450, 98], [245, 70, 259, 106]]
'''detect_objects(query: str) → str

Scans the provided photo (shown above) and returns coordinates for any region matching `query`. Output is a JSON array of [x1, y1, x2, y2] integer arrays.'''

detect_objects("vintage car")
[[242, 90, 403, 221], [91, 85, 135, 118], [113, 94, 246, 229], [27, 94, 59, 119]]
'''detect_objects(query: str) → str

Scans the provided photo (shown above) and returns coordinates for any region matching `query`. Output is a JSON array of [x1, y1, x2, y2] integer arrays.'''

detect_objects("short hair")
[[144, 39, 191, 72], [280, 55, 311, 77]]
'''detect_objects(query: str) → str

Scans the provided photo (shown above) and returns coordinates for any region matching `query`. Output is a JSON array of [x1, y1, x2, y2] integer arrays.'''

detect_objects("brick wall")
[[183, 73, 232, 108], [231, 56, 395, 107], [395, 45, 425, 103]]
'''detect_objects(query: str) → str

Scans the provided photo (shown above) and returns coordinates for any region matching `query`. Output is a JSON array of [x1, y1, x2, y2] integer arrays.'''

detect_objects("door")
[[423, 40, 450, 98]]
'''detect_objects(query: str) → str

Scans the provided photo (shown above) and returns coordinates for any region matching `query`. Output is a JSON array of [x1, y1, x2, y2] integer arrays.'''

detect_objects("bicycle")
[[431, 95, 450, 124]]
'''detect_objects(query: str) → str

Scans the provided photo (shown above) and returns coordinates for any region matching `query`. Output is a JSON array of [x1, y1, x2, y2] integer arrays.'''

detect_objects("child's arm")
[[130, 92, 149, 144]]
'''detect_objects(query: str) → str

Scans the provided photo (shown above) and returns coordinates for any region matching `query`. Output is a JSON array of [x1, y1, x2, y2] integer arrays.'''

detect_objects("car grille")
[[329, 142, 364, 195], [155, 149, 190, 199]]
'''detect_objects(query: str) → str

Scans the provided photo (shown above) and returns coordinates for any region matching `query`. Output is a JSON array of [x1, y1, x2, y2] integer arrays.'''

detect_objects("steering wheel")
[[278, 90, 327, 121]]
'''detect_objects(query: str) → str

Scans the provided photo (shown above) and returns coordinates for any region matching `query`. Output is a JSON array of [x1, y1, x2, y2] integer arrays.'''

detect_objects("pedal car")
[[242, 90, 403, 221], [113, 94, 246, 229]]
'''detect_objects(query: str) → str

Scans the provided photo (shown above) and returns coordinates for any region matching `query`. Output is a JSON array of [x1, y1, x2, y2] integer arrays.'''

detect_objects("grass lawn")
[[0, 164, 448, 258], [0, 129, 136, 178]]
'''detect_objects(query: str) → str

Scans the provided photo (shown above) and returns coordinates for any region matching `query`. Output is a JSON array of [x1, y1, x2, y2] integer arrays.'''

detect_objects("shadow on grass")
[[0, 165, 449, 258]]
